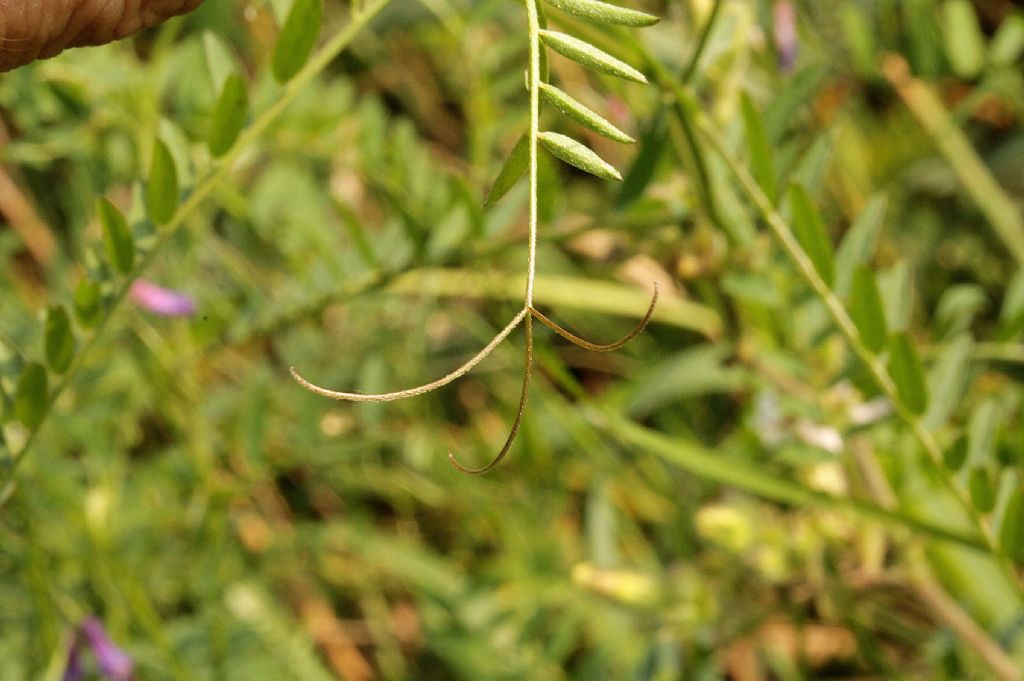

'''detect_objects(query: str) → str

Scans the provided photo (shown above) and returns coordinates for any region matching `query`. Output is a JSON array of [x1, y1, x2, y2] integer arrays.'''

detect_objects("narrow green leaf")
[[967, 400, 1001, 466], [97, 199, 135, 275], [616, 111, 666, 208], [740, 93, 775, 203], [888, 332, 928, 415], [834, 196, 887, 297], [14, 363, 48, 430], [990, 14, 1024, 67], [942, 0, 987, 79], [849, 266, 887, 353], [539, 30, 647, 83], [543, 0, 659, 27], [209, 75, 249, 158], [202, 32, 236, 92], [968, 467, 996, 513], [944, 436, 968, 471], [44, 306, 75, 374], [147, 140, 179, 225], [539, 131, 622, 181], [999, 486, 1024, 563], [271, 0, 323, 83], [788, 185, 835, 287], [539, 83, 633, 143], [73, 278, 104, 329], [923, 335, 972, 430], [484, 135, 530, 207]]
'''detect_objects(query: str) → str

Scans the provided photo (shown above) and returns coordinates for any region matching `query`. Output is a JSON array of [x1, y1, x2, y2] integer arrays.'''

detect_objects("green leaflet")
[[942, 0, 986, 79], [97, 199, 135, 275], [539, 83, 633, 143], [147, 139, 179, 225], [834, 196, 887, 297], [848, 266, 887, 353], [788, 184, 835, 287], [999, 487, 1024, 564], [44, 306, 75, 374], [14, 363, 48, 430], [73, 278, 103, 329], [272, 0, 323, 83], [539, 131, 621, 181], [739, 93, 775, 203], [968, 467, 996, 513], [543, 0, 658, 27], [209, 75, 249, 158], [888, 332, 929, 415], [539, 30, 647, 83], [202, 32, 236, 92], [484, 135, 529, 207]]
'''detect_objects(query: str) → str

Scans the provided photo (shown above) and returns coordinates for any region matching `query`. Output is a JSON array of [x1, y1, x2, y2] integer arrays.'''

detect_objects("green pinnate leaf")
[[888, 332, 928, 415], [539, 83, 633, 143], [543, 0, 659, 27], [97, 199, 135, 275], [209, 75, 249, 158], [272, 0, 323, 83], [834, 196, 886, 297], [539, 30, 647, 83], [147, 140, 179, 225], [942, 0, 986, 79], [539, 131, 622, 181], [848, 266, 887, 353], [485, 135, 530, 207], [44, 306, 75, 374], [740, 93, 775, 203], [73, 278, 104, 329], [788, 184, 835, 287], [14, 363, 48, 429]]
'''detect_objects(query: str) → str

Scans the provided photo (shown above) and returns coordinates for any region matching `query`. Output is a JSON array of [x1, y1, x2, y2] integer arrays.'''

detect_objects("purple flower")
[[773, 0, 798, 72], [130, 279, 197, 317], [62, 618, 134, 681]]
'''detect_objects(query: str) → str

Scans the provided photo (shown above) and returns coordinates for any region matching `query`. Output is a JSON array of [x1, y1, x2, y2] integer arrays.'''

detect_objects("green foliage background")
[[1, 0, 1024, 679]]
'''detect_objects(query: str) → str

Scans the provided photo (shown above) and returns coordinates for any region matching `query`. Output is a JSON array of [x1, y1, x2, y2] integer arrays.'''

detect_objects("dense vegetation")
[[2, 0, 1023, 678]]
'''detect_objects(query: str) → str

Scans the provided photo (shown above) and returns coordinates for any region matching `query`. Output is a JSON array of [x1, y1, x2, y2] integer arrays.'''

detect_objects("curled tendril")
[[448, 314, 533, 475], [529, 283, 658, 352], [290, 308, 528, 402], [290, 286, 656, 474]]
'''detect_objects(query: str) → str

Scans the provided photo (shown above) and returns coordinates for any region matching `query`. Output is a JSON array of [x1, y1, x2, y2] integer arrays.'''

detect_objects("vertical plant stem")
[[524, 0, 541, 308]]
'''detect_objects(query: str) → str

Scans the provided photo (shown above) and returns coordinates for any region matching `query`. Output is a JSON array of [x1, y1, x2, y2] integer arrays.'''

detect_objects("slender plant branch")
[[691, 101, 1022, 592], [681, 0, 725, 85], [0, 0, 394, 503]]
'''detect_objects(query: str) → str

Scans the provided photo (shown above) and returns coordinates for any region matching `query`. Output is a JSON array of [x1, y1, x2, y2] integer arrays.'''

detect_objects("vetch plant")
[[290, 0, 661, 474]]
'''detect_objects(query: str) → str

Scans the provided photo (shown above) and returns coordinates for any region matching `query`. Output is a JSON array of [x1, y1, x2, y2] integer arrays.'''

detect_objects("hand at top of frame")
[[0, 0, 205, 71]]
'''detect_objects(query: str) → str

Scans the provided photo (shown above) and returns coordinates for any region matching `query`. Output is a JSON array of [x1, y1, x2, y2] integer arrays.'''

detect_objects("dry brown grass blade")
[[448, 315, 533, 475], [529, 283, 657, 352]]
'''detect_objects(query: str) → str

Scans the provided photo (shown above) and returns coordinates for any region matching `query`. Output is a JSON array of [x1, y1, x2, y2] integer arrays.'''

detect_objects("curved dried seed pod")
[[529, 283, 657, 351]]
